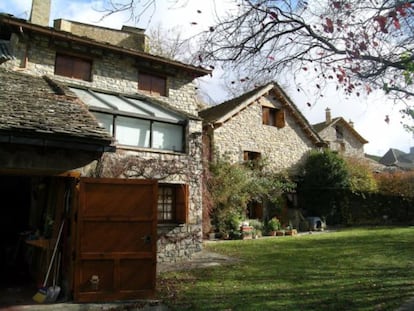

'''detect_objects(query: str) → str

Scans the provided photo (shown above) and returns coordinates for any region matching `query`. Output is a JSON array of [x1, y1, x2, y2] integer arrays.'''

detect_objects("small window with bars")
[[157, 184, 189, 224], [158, 186, 175, 222]]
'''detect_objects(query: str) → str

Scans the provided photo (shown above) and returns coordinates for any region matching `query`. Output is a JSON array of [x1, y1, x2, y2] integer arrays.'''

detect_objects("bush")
[[266, 217, 281, 232]]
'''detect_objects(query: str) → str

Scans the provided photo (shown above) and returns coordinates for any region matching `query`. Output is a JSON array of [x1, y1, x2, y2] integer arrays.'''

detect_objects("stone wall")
[[5, 32, 201, 116], [4, 28, 205, 263], [212, 95, 316, 174]]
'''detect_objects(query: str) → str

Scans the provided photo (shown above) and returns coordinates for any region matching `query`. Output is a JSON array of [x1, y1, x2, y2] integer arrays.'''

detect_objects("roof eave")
[[214, 83, 274, 125], [0, 15, 211, 78]]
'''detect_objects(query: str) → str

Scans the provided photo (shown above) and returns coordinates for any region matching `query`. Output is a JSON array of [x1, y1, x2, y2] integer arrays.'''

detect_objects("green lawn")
[[157, 227, 414, 311]]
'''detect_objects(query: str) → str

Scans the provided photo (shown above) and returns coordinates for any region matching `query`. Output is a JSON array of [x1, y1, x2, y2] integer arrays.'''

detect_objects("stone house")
[[0, 0, 210, 304], [199, 82, 325, 219], [313, 108, 368, 158]]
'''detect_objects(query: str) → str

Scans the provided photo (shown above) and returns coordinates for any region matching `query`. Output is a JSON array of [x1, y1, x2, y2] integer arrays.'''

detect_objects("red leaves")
[[324, 18, 334, 33], [393, 18, 401, 29], [358, 42, 367, 51], [374, 15, 388, 33], [332, 1, 341, 9], [268, 11, 278, 20], [365, 84, 372, 95], [374, 2, 411, 34]]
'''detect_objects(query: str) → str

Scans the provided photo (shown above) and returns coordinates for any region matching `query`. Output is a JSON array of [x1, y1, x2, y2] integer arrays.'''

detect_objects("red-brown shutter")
[[55, 54, 92, 81], [55, 54, 72, 77], [151, 76, 166, 96], [74, 58, 92, 81], [138, 73, 166, 96], [276, 109, 285, 128], [262, 107, 269, 125], [175, 184, 189, 223], [138, 73, 152, 93]]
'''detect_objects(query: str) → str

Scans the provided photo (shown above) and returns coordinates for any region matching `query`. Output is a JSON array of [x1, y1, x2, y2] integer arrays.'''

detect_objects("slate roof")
[[313, 117, 368, 144], [0, 67, 114, 151], [199, 82, 325, 146], [199, 84, 271, 123], [379, 148, 414, 170]]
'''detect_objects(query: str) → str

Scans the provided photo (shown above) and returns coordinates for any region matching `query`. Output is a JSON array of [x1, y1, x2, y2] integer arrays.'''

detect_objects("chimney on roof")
[[349, 120, 354, 127], [325, 108, 332, 124], [29, 0, 51, 26]]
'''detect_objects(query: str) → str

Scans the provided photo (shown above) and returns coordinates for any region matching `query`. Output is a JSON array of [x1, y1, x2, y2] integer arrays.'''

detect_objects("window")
[[243, 151, 262, 169], [138, 72, 167, 96], [158, 184, 189, 223], [339, 142, 346, 152], [262, 107, 285, 128], [55, 53, 92, 81], [244, 151, 261, 162], [70, 87, 185, 152], [335, 126, 344, 140]]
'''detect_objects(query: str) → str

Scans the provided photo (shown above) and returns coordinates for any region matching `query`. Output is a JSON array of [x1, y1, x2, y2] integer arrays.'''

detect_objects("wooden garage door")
[[74, 178, 157, 302]]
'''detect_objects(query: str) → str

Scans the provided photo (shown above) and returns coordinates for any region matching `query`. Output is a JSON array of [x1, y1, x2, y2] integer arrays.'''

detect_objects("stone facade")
[[2, 18, 205, 263], [210, 95, 316, 174], [318, 124, 365, 158], [4, 33, 201, 116], [313, 109, 367, 158]]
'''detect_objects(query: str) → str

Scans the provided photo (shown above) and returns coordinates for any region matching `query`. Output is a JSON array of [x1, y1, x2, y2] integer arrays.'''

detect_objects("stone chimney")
[[53, 19, 148, 52], [349, 120, 354, 127], [29, 0, 51, 27], [325, 108, 332, 124]]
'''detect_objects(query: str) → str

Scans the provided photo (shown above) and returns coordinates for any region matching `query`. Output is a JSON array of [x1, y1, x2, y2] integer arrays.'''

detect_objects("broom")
[[32, 220, 65, 303]]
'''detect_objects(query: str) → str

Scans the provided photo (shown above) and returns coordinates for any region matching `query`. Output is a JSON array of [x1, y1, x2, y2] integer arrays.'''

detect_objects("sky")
[[1, 0, 413, 156]]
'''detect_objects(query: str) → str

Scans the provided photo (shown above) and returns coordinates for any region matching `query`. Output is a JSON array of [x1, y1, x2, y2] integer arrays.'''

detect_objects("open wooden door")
[[73, 178, 157, 302]]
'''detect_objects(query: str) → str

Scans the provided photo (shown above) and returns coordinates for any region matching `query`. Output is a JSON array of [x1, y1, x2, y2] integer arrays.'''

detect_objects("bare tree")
[[98, 0, 414, 129], [195, 0, 414, 128], [146, 23, 192, 62]]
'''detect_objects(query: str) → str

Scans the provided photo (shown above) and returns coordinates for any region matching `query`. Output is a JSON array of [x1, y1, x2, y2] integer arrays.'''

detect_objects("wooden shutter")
[[175, 184, 189, 223], [151, 75, 166, 96], [73, 58, 92, 81], [262, 107, 270, 125], [55, 54, 92, 81], [55, 54, 72, 78], [275, 109, 285, 128], [138, 73, 152, 93], [138, 72, 166, 96]]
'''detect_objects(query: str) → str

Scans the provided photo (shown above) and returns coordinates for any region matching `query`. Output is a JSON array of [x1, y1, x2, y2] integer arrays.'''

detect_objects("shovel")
[[45, 252, 61, 303]]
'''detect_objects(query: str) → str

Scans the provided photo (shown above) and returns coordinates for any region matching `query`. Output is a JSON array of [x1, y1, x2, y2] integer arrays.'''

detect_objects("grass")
[[157, 227, 414, 311]]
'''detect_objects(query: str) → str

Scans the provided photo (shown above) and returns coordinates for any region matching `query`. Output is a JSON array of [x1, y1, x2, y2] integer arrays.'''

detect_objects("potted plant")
[[267, 217, 281, 236], [249, 219, 264, 239]]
